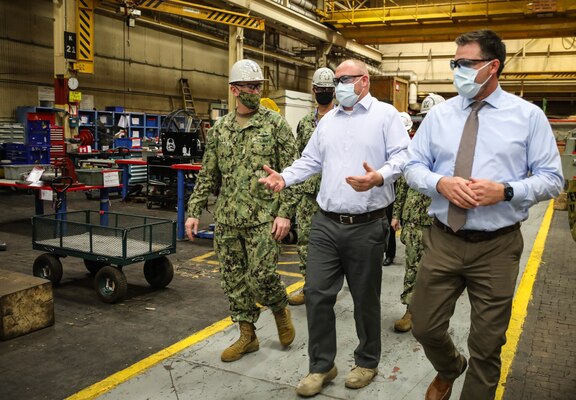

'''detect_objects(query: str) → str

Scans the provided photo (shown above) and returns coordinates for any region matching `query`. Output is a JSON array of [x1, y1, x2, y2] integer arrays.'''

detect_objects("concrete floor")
[[0, 186, 573, 400]]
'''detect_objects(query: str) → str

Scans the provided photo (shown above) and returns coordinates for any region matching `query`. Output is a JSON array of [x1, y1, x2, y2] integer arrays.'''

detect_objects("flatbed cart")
[[31, 210, 176, 303]]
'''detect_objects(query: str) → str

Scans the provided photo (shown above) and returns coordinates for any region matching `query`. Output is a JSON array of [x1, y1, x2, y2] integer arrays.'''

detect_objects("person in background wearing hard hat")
[[258, 59, 410, 397], [288, 67, 336, 306], [390, 96, 444, 333], [185, 59, 299, 363]]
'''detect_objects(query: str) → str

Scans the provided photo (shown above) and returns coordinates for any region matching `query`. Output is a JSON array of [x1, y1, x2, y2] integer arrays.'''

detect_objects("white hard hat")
[[419, 93, 445, 114], [398, 112, 413, 132], [229, 59, 264, 83], [312, 67, 335, 88]]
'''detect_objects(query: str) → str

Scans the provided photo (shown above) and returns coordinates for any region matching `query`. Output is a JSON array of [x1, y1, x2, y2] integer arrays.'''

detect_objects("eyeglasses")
[[233, 82, 263, 91], [333, 75, 364, 85], [313, 86, 335, 93], [450, 59, 491, 70]]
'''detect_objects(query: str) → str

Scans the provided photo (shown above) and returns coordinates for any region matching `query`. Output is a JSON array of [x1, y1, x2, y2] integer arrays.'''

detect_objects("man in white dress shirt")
[[259, 59, 410, 397]]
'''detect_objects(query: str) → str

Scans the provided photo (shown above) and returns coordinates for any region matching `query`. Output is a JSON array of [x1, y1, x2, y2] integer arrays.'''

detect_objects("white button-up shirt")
[[281, 92, 410, 214]]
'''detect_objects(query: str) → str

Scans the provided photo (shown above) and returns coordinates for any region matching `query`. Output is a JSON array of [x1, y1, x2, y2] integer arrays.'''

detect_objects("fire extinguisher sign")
[[64, 31, 77, 60]]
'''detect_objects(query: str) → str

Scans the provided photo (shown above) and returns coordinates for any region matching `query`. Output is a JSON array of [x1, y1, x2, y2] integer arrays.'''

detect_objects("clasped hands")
[[437, 176, 506, 209]]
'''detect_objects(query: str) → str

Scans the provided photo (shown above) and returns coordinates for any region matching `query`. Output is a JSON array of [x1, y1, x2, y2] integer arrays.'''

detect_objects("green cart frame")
[[32, 210, 176, 303]]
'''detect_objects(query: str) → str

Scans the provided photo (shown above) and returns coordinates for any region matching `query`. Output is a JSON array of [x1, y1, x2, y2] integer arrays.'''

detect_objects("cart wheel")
[[33, 254, 63, 285], [84, 259, 108, 274], [143, 256, 174, 289], [146, 201, 152, 209], [94, 266, 128, 303]]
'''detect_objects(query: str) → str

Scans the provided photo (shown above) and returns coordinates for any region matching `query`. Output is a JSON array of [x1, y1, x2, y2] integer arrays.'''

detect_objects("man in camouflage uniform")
[[391, 95, 445, 332], [289, 67, 335, 306], [185, 59, 299, 362]]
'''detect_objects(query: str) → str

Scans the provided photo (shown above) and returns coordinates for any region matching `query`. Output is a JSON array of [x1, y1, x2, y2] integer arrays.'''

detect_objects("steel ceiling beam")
[[321, 0, 575, 25], [102, 0, 265, 30], [322, 0, 576, 44], [337, 16, 576, 44], [223, 0, 383, 62]]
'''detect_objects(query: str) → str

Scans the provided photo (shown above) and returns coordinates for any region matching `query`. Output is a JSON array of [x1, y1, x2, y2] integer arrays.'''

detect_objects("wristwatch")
[[503, 183, 514, 201]]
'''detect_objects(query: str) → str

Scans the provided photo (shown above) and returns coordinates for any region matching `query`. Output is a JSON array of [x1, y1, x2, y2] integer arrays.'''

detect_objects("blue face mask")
[[453, 62, 492, 99], [335, 82, 360, 107]]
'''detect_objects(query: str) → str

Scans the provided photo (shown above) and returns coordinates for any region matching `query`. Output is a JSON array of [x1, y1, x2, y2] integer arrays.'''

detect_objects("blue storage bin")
[[114, 138, 133, 149], [105, 106, 125, 112], [26, 120, 51, 145], [5, 143, 50, 165], [27, 120, 50, 134], [27, 131, 50, 145], [145, 115, 159, 127]]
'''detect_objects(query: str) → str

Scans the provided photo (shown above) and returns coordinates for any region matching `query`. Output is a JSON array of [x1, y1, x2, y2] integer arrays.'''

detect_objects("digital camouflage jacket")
[[187, 106, 299, 227], [295, 110, 321, 196], [393, 176, 433, 226]]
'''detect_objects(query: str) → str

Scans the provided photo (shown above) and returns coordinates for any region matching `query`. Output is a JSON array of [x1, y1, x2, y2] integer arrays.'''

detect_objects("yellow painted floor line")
[[65, 317, 234, 400], [495, 200, 555, 399], [66, 277, 304, 400], [277, 270, 303, 278], [191, 250, 216, 262]]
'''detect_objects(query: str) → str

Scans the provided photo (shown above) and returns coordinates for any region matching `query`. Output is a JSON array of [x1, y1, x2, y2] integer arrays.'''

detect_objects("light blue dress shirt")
[[405, 85, 564, 231], [281, 92, 410, 214]]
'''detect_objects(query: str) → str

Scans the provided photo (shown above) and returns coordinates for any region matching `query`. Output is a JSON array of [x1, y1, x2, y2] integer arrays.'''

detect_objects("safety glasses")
[[333, 75, 364, 85], [233, 82, 263, 91], [450, 59, 491, 70]]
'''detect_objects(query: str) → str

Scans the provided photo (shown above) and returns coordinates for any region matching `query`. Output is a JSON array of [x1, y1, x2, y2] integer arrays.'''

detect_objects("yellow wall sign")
[[69, 91, 82, 102]]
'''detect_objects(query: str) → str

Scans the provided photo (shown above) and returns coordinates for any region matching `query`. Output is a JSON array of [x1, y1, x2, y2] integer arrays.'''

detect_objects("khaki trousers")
[[411, 224, 523, 400]]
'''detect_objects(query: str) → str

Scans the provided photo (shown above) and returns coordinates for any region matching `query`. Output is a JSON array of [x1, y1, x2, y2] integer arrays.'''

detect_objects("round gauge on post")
[[68, 77, 79, 90]]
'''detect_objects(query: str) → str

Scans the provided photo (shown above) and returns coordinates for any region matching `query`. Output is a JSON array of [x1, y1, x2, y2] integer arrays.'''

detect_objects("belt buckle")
[[339, 214, 353, 224]]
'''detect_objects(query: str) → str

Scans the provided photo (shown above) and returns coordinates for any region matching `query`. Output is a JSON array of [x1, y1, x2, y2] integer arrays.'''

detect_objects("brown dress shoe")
[[425, 374, 453, 400], [425, 355, 467, 400]]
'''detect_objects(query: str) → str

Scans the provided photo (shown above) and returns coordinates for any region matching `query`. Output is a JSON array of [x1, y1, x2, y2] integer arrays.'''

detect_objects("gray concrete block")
[[0, 269, 54, 340]]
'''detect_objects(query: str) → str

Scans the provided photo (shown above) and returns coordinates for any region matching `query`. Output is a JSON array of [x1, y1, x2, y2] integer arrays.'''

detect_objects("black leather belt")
[[321, 208, 386, 225], [433, 218, 520, 243]]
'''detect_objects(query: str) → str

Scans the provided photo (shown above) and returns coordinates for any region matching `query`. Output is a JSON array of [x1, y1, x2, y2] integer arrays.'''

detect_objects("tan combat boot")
[[273, 307, 295, 346], [394, 309, 412, 332], [221, 321, 259, 362], [288, 290, 305, 306]]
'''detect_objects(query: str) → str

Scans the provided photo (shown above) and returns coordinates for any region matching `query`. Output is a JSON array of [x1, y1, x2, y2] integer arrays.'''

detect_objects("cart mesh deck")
[[32, 211, 176, 265]]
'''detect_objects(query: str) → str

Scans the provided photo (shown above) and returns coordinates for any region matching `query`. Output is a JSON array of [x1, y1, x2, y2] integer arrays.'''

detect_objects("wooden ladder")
[[179, 78, 196, 114]]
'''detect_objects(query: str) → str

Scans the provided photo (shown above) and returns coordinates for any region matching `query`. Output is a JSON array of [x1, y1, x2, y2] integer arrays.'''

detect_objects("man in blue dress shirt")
[[259, 59, 410, 396], [405, 30, 564, 400]]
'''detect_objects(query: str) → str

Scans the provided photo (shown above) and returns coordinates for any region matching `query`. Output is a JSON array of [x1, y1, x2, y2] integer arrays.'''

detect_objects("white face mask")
[[453, 62, 493, 99], [335, 81, 361, 107]]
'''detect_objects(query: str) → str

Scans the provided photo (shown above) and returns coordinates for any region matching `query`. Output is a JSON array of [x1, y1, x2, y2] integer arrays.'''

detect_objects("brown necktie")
[[447, 101, 487, 232]]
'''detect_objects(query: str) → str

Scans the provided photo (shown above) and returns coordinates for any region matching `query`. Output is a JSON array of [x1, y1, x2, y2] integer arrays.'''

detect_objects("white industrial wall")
[[378, 37, 576, 96]]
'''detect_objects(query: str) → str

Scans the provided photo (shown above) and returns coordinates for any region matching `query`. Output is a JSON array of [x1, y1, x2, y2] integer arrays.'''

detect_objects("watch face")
[[504, 185, 514, 201], [68, 77, 79, 90]]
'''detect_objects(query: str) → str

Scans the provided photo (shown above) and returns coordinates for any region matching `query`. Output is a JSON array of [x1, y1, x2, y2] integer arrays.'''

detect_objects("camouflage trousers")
[[399, 222, 429, 306], [214, 222, 288, 323], [296, 194, 320, 276]]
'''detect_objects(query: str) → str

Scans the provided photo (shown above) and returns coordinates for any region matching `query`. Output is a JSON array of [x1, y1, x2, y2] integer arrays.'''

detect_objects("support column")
[[53, 0, 79, 140], [228, 26, 244, 111]]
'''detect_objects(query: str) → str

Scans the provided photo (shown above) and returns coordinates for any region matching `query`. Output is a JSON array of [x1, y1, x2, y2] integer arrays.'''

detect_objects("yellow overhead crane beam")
[[320, 0, 576, 44], [103, 0, 265, 31], [75, 0, 264, 73]]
